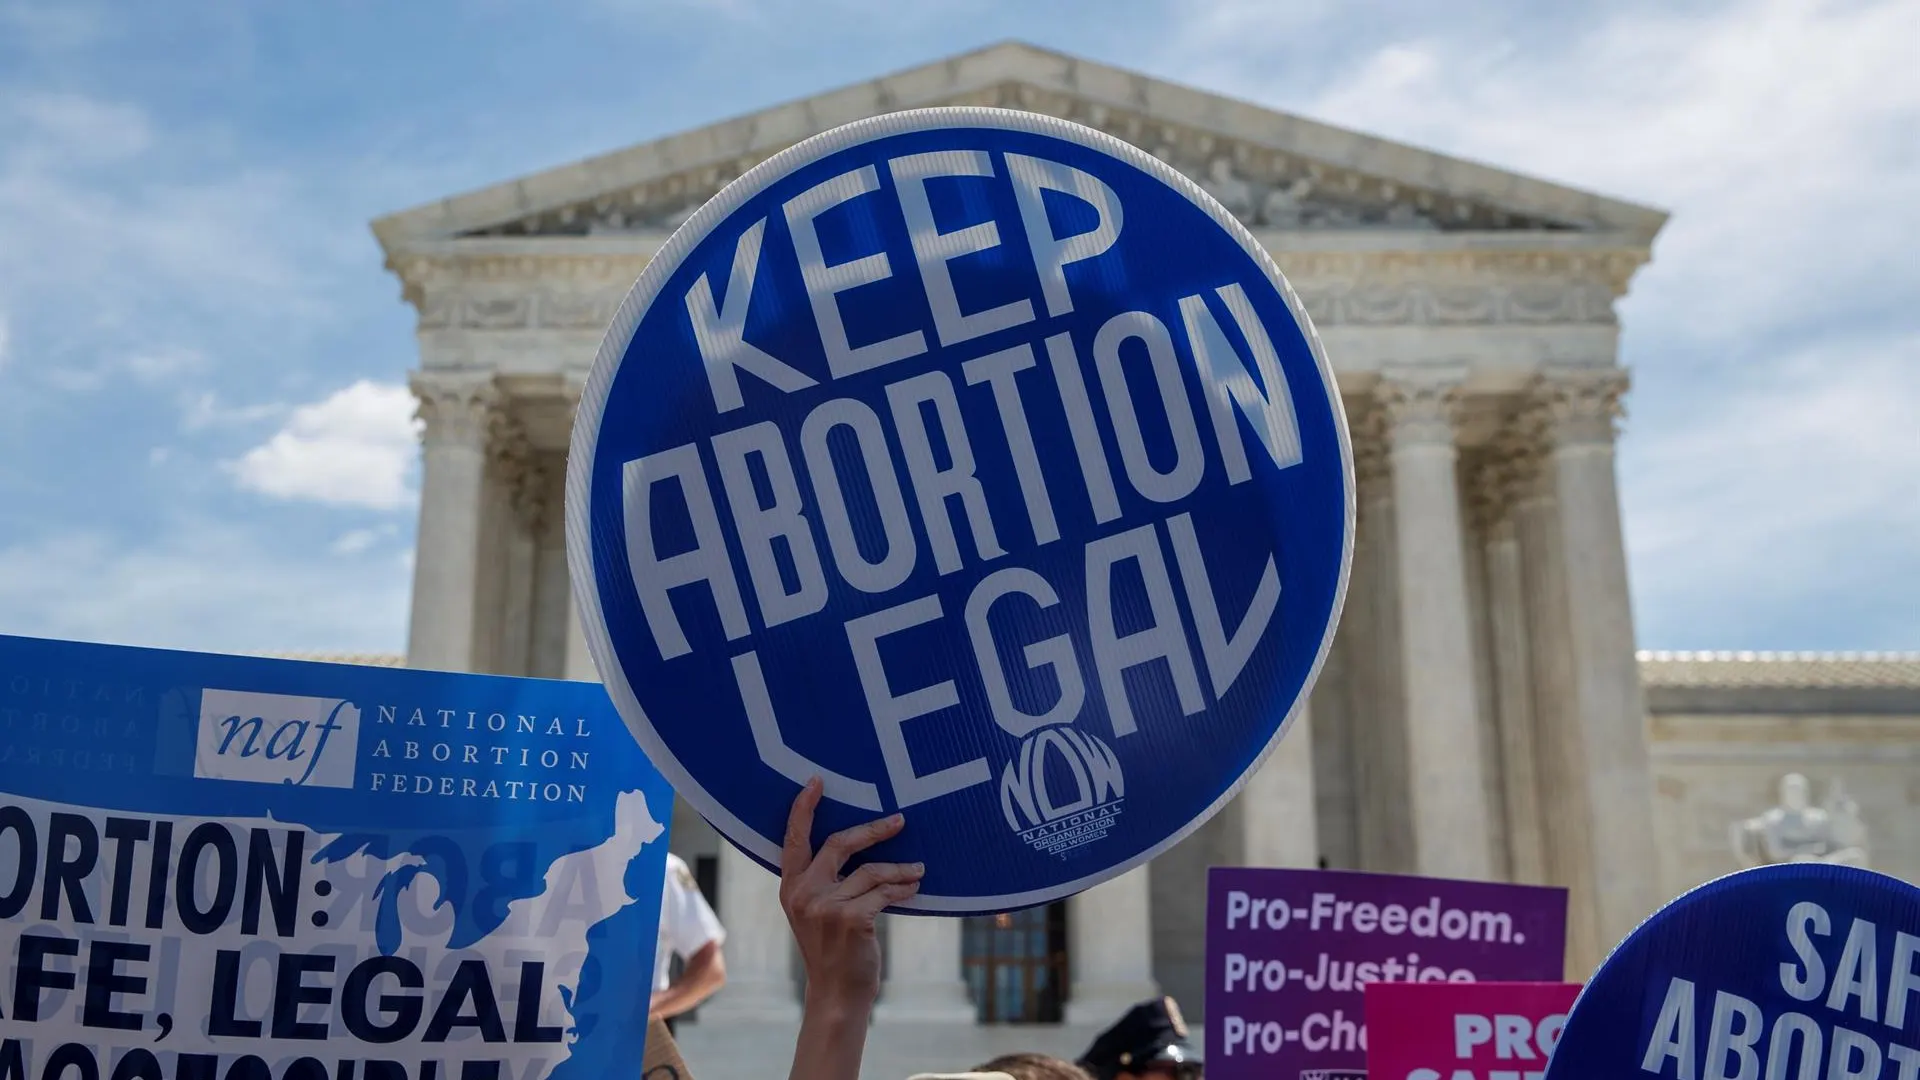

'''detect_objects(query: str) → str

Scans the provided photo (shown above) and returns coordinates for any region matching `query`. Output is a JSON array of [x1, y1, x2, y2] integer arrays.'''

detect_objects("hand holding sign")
[[780, 778, 925, 1080], [569, 107, 1352, 911], [781, 776, 925, 1009]]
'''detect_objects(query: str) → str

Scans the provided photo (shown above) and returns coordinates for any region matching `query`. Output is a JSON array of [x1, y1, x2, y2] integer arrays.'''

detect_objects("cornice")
[[252, 650, 1920, 695], [1639, 651, 1920, 691]]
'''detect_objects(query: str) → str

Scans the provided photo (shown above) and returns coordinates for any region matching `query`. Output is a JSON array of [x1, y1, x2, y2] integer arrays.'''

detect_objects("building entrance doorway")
[[962, 902, 1069, 1023]]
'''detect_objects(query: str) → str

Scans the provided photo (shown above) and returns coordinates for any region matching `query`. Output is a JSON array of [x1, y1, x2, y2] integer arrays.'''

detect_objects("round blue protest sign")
[[1547, 864, 1920, 1078], [566, 108, 1352, 912]]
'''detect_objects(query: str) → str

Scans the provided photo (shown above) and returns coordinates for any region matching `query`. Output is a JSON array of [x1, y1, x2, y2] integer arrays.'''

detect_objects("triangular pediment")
[[372, 42, 1664, 251]]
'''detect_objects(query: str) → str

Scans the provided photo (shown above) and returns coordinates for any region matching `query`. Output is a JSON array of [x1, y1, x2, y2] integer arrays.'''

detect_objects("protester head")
[[906, 1062, 1088, 1080], [1077, 997, 1203, 1080], [975, 1052, 1095, 1080]]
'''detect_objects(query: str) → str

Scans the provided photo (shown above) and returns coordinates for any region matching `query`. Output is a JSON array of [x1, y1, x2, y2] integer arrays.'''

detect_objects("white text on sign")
[[1640, 900, 1920, 1078], [624, 147, 1309, 812]]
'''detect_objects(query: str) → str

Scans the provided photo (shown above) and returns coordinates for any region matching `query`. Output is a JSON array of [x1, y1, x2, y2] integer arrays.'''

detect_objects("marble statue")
[[1731, 773, 1869, 868]]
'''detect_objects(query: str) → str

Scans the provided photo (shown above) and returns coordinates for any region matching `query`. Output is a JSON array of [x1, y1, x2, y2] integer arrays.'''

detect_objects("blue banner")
[[0, 633, 675, 1080], [567, 107, 1353, 913], [1547, 864, 1920, 1078]]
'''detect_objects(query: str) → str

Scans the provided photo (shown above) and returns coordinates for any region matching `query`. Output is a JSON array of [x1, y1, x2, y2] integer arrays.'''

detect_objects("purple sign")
[[1205, 866, 1569, 1080]]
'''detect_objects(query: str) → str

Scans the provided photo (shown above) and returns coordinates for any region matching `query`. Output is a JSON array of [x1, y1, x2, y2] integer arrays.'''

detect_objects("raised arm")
[[651, 939, 726, 1019], [780, 777, 926, 1080]]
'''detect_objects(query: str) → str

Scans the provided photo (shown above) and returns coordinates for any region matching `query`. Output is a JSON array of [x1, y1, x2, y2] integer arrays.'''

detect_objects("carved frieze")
[[402, 257, 1626, 334], [1272, 250, 1644, 293], [417, 293, 458, 330], [407, 282, 1615, 331], [1428, 285, 1498, 325], [540, 291, 624, 330], [462, 296, 532, 330], [1345, 283, 1418, 325]]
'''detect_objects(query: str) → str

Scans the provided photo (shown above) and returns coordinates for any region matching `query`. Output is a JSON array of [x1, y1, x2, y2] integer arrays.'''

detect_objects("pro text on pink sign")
[[1366, 982, 1581, 1080], [1205, 867, 1568, 1080]]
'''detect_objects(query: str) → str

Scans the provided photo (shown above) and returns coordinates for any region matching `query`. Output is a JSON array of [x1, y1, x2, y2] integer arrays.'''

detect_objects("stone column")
[[559, 374, 601, 684], [1511, 422, 1598, 972], [1459, 488, 1510, 883], [493, 426, 548, 678], [406, 373, 498, 672], [1344, 408, 1413, 873], [1535, 370, 1662, 971], [1376, 369, 1495, 880], [563, 591, 598, 681], [1067, 866, 1157, 1024], [877, 916, 974, 1022], [1471, 448, 1546, 885], [1241, 705, 1318, 868], [701, 843, 800, 1021]]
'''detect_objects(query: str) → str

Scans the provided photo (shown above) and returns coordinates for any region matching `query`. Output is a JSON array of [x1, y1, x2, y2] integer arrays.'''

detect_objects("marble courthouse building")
[[363, 43, 1920, 1076]]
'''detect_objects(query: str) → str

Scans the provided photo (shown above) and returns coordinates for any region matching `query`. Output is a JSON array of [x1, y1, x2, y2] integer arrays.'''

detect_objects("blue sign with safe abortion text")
[[0, 633, 676, 1080], [567, 107, 1353, 913], [1546, 864, 1920, 1079]]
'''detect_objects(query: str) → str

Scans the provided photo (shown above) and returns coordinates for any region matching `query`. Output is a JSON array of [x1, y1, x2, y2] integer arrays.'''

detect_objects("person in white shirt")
[[652, 852, 727, 1032]]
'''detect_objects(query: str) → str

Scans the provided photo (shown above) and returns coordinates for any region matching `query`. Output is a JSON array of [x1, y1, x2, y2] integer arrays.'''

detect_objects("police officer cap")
[[1076, 997, 1202, 1079]]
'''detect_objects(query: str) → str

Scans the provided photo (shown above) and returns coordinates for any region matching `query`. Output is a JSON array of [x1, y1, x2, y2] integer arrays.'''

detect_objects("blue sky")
[[0, 0, 1914, 656]]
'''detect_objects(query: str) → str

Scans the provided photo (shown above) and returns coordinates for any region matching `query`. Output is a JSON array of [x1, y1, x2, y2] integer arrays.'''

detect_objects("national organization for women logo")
[[999, 725, 1125, 858]]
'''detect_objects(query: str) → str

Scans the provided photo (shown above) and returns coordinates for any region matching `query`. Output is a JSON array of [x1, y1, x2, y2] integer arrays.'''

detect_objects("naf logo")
[[193, 688, 361, 788]]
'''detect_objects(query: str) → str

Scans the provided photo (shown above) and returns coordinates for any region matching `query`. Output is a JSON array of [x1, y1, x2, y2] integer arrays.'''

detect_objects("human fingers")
[[812, 812, 906, 883], [830, 859, 926, 900], [846, 879, 924, 919], [780, 777, 824, 891]]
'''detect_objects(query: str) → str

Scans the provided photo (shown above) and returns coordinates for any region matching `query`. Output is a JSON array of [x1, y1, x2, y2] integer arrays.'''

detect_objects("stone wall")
[[1641, 652, 1920, 897]]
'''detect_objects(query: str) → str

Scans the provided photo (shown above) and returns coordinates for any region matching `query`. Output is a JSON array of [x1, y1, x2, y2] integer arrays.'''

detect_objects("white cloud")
[[330, 525, 399, 556], [0, 520, 412, 655], [0, 91, 355, 398], [230, 380, 421, 510], [1164, 0, 1920, 647], [180, 389, 284, 431], [123, 346, 207, 381], [1625, 332, 1920, 645], [1279, 0, 1920, 342]]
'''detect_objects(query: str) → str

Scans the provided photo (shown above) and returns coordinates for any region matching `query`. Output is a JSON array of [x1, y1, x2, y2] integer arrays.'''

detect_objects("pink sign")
[[1365, 982, 1581, 1080]]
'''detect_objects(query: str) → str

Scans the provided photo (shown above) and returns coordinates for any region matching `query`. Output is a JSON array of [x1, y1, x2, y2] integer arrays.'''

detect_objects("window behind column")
[[963, 902, 1068, 1023]]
